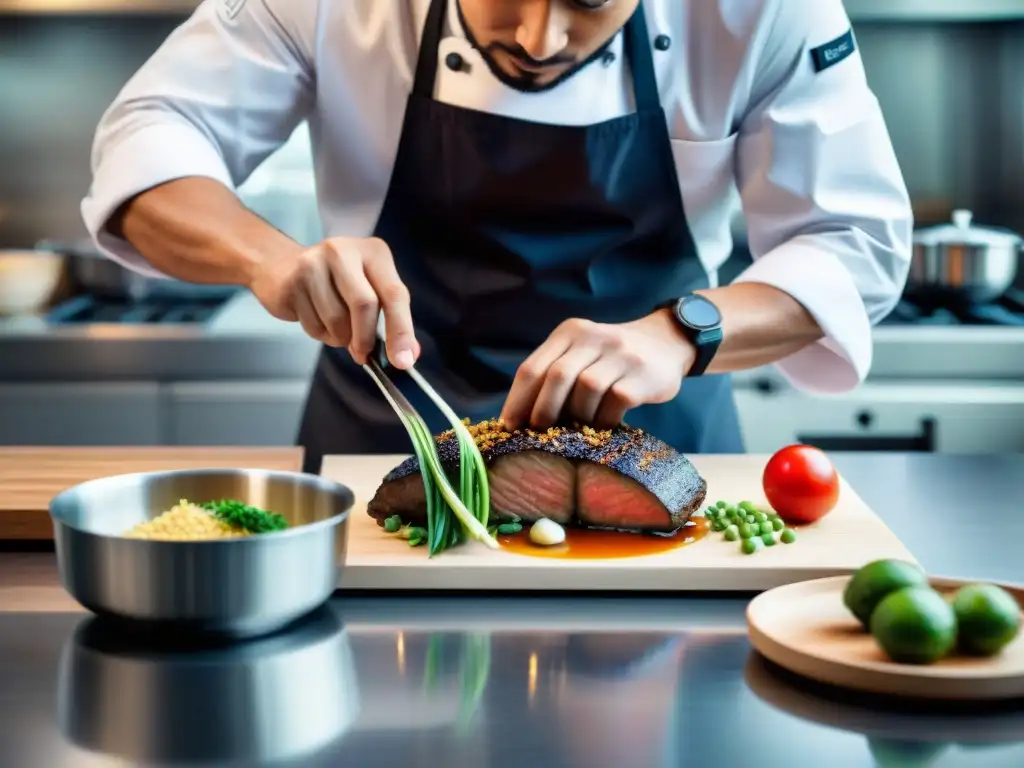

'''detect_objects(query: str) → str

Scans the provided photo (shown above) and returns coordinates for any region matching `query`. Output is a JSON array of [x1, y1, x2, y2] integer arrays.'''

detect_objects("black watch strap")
[[687, 327, 723, 377], [655, 295, 723, 378]]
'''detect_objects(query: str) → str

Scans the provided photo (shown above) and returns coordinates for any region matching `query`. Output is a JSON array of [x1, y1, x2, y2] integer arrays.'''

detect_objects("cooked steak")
[[366, 419, 707, 533]]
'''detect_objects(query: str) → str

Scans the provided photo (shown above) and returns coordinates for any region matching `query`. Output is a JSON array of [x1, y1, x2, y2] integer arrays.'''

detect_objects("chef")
[[82, 0, 912, 473]]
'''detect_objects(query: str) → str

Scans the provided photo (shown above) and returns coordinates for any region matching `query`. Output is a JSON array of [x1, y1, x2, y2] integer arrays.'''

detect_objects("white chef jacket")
[[81, 0, 913, 396]]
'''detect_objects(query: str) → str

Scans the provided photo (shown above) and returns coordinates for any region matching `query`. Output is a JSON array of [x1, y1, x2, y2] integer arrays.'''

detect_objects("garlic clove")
[[529, 517, 566, 546]]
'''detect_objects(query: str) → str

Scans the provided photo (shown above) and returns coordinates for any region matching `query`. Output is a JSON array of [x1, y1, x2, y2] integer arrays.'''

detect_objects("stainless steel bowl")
[[57, 605, 360, 766], [49, 468, 354, 638]]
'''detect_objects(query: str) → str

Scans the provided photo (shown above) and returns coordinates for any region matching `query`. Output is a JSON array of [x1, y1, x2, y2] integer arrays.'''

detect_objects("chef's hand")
[[248, 236, 420, 368], [500, 311, 694, 430]]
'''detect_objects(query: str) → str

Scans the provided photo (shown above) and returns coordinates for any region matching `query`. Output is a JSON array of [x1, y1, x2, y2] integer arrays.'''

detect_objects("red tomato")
[[762, 444, 839, 525]]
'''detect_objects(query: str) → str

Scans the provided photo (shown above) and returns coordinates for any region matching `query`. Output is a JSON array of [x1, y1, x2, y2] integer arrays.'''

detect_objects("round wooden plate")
[[747, 575, 1024, 701]]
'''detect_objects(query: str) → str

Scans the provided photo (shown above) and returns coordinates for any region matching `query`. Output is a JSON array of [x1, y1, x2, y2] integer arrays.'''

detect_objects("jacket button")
[[601, 50, 616, 66], [445, 52, 465, 71], [654, 34, 671, 51]]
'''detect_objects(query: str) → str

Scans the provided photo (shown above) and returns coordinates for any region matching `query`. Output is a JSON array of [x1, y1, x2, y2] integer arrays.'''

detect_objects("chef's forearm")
[[695, 283, 824, 373], [108, 177, 302, 286]]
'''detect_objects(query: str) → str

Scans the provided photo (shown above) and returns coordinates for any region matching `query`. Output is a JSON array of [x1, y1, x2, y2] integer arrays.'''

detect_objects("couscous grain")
[[124, 499, 249, 540]]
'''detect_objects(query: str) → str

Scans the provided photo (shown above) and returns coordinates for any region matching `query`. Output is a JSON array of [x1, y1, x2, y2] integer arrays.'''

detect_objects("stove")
[[45, 294, 236, 326], [879, 289, 1024, 326]]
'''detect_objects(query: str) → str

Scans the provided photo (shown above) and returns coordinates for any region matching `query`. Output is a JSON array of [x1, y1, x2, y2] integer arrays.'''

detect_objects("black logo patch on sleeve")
[[810, 29, 856, 73]]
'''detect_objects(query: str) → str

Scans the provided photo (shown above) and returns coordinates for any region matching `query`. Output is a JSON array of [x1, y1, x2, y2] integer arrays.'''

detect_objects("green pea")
[[407, 526, 427, 546], [771, 517, 785, 532], [761, 532, 777, 547], [741, 537, 761, 555], [739, 501, 758, 513], [757, 521, 773, 536], [706, 506, 719, 518], [497, 522, 523, 535], [383, 515, 402, 533], [753, 511, 768, 522], [738, 523, 757, 539], [716, 500, 728, 509], [781, 529, 797, 544], [723, 525, 739, 541]]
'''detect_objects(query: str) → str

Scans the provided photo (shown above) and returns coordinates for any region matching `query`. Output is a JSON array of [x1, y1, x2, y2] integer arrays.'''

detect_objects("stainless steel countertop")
[[0, 292, 321, 381], [3, 290, 1024, 382], [1, 453, 1023, 767]]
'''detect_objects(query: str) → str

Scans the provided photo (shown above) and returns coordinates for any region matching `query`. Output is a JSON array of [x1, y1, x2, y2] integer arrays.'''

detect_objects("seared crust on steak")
[[367, 419, 707, 533]]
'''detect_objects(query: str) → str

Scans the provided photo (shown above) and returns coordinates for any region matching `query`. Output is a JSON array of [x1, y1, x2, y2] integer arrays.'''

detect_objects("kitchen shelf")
[[3, 0, 1023, 20]]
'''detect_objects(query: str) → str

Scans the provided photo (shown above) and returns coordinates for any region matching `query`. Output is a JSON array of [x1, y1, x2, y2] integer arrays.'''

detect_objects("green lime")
[[952, 583, 1021, 657], [870, 586, 957, 665], [867, 737, 949, 768], [843, 559, 928, 629]]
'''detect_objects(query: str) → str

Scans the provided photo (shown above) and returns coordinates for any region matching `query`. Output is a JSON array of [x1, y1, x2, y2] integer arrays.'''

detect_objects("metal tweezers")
[[362, 336, 499, 549]]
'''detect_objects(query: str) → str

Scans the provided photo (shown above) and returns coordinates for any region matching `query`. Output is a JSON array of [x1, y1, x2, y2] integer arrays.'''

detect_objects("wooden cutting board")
[[324, 454, 918, 592], [0, 447, 304, 540]]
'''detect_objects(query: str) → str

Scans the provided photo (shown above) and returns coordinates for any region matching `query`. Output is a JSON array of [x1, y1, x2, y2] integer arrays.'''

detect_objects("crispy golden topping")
[[638, 446, 673, 471], [436, 418, 614, 452]]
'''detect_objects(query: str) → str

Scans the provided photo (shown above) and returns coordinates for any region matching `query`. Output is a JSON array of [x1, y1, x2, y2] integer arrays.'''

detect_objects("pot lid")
[[914, 210, 1023, 247]]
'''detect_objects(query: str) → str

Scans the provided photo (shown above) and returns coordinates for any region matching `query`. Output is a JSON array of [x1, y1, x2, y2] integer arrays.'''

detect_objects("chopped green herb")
[[497, 522, 523, 535], [199, 499, 289, 534]]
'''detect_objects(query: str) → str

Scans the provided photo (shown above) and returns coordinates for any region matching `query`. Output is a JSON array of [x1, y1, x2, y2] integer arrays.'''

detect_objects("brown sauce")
[[499, 516, 711, 560]]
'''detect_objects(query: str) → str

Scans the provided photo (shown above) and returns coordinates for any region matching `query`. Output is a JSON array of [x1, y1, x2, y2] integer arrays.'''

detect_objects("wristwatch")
[[656, 293, 724, 377]]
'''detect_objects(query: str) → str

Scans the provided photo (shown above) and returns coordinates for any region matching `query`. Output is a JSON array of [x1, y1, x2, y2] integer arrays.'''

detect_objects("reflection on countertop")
[[1, 605, 1023, 768]]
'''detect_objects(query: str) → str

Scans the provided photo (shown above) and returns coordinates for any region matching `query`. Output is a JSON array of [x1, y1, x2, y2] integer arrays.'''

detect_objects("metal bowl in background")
[[49, 468, 354, 639], [908, 209, 1022, 304], [57, 605, 360, 766], [0, 248, 66, 315]]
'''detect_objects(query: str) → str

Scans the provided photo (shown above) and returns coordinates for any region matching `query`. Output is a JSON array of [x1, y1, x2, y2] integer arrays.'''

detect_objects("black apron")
[[297, 0, 743, 474]]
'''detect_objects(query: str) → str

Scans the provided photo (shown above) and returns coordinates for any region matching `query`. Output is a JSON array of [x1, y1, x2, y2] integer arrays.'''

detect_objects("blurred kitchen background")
[[0, 0, 1022, 453]]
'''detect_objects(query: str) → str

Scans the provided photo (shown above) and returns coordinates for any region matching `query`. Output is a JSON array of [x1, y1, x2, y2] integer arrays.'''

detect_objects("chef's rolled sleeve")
[[80, 0, 318, 276], [732, 0, 913, 394], [83, 121, 236, 278]]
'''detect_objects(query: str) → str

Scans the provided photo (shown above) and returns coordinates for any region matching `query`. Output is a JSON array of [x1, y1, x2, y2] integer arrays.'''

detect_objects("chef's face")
[[459, 0, 640, 92]]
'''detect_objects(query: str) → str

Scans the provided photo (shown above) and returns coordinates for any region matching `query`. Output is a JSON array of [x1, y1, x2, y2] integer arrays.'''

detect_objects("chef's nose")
[[515, 1, 570, 62]]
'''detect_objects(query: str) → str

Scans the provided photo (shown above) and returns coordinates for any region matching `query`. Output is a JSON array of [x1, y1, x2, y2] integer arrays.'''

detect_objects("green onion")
[[406, 368, 496, 555]]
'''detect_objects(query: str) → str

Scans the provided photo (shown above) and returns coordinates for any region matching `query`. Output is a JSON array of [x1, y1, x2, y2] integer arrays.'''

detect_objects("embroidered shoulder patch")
[[810, 29, 856, 73], [223, 0, 247, 20]]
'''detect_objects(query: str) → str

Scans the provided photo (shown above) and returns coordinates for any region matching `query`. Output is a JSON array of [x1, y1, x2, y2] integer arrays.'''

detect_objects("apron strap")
[[412, 0, 448, 98], [623, 4, 662, 111], [412, 0, 662, 111]]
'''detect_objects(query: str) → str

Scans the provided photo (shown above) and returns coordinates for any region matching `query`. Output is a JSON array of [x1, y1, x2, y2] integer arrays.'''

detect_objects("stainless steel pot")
[[908, 209, 1022, 304], [57, 605, 360, 766], [49, 468, 353, 638]]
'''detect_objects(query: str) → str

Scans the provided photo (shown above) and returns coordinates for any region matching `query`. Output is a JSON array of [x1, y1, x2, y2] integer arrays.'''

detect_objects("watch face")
[[679, 295, 721, 330]]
